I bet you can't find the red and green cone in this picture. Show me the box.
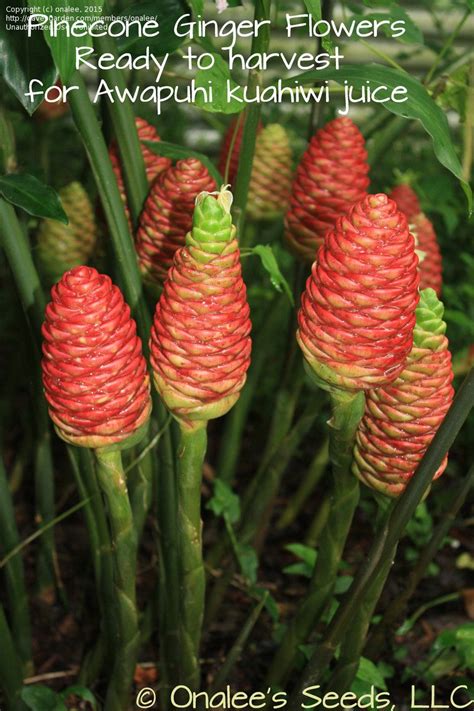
[246,124,293,221]
[150,187,252,430]
[37,182,97,284]
[217,116,263,186]
[411,212,443,296]
[42,266,151,448]
[109,117,171,226]
[285,117,370,261]
[135,158,216,289]
[389,183,421,220]
[353,288,454,497]
[297,193,420,392]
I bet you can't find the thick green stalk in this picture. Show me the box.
[0,605,26,711]
[242,400,319,550]
[210,593,268,693]
[365,463,474,658]
[172,425,208,695]
[64,72,150,338]
[94,448,139,711]
[266,389,365,689]
[0,199,45,347]
[216,295,285,484]
[67,447,117,684]
[288,369,474,710]
[0,457,32,671]
[156,418,181,707]
[0,199,56,597]
[94,34,148,226]
[128,450,154,544]
[277,437,329,531]
[325,548,396,696]
[232,0,271,234]
[304,494,331,548]
[205,402,320,627]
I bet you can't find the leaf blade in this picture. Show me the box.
[278,64,471,211]
[0,174,68,223]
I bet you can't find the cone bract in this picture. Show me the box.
[247,124,293,221]
[136,158,216,288]
[109,117,171,225]
[297,193,420,392]
[389,183,421,220]
[353,288,454,497]
[285,117,370,261]
[42,266,151,448]
[150,189,252,430]
[37,182,97,284]
[412,213,442,296]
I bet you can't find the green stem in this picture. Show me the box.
[326,547,396,698]
[304,494,331,548]
[277,437,329,531]
[174,425,208,694]
[266,389,365,689]
[94,34,148,227]
[94,448,139,711]
[288,368,474,710]
[365,463,474,658]
[128,449,154,544]
[67,447,116,684]
[241,399,319,551]
[424,9,470,85]
[232,0,271,234]
[156,417,181,708]
[205,399,320,627]
[0,605,26,711]
[210,592,268,693]
[0,198,57,597]
[64,72,150,340]
[0,456,32,672]
[0,199,45,348]
[216,294,286,484]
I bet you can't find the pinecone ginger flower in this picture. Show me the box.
[246,124,293,221]
[389,183,421,220]
[109,117,171,225]
[412,213,442,296]
[136,158,216,288]
[150,188,251,430]
[37,182,97,284]
[285,117,370,261]
[353,288,454,497]
[297,193,420,392]
[42,266,151,448]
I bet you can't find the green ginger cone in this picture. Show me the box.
[36,182,97,285]
[247,124,293,221]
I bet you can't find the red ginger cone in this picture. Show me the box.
[109,117,171,225]
[353,288,454,497]
[42,266,151,448]
[247,124,293,220]
[218,116,263,186]
[136,158,216,289]
[411,212,443,296]
[389,183,421,220]
[297,193,420,392]
[285,117,370,261]
[150,188,252,430]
